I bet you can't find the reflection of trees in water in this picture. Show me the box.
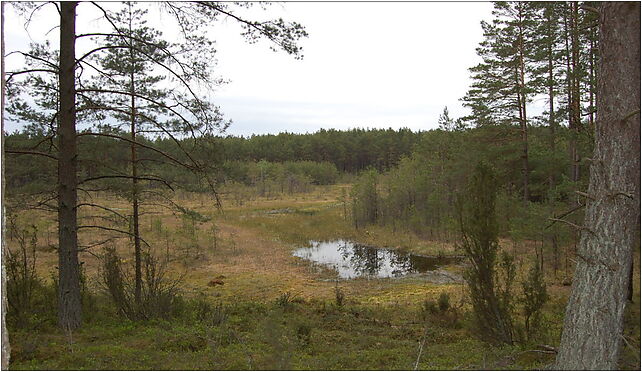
[337,242,417,277]
[305,240,461,278]
[337,242,378,276]
[388,251,415,276]
[353,243,381,276]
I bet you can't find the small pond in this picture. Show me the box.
[293,239,463,279]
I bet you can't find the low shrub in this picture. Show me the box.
[6,219,57,329]
[99,246,182,321]
[334,282,345,307]
[438,292,451,312]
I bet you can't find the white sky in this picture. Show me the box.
[4,1,495,136]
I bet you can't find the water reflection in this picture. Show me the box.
[293,240,460,279]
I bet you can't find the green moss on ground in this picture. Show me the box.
[8,297,560,370]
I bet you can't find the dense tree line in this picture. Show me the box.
[352,124,582,243]
[461,1,599,202]
[351,0,602,271]
[351,3,639,366]
[205,128,421,173]
[5,126,418,197]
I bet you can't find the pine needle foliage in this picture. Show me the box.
[458,162,514,345]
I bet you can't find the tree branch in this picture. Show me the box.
[77,225,151,247]
[77,88,193,127]
[6,68,57,83]
[76,131,195,171]
[76,202,130,222]
[79,174,174,191]
[545,203,585,229]
[5,149,57,160]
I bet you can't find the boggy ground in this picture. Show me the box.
[6,185,641,370]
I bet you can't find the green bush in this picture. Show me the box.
[458,162,515,345]
[296,323,312,346]
[351,169,379,228]
[421,299,439,317]
[99,246,182,321]
[438,292,451,312]
[520,260,548,340]
[275,291,300,309]
[5,220,57,329]
[334,282,345,307]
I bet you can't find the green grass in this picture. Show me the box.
[226,202,459,257]
[6,187,640,370]
[8,295,559,370]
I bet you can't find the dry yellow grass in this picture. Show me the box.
[11,184,634,308]
[6,185,477,307]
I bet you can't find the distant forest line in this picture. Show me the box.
[6,123,590,201]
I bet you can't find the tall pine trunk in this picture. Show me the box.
[555,2,640,369]
[127,5,142,306]
[517,21,529,204]
[545,4,559,278]
[563,3,580,184]
[545,4,556,197]
[1,1,11,367]
[131,70,141,307]
[570,1,581,183]
[58,1,82,331]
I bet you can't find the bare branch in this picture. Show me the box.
[76,44,131,65]
[79,237,118,252]
[79,174,175,191]
[546,218,594,235]
[5,149,57,160]
[580,5,600,14]
[545,203,585,229]
[76,203,130,222]
[574,191,594,200]
[77,225,151,247]
[13,51,58,69]
[6,68,57,83]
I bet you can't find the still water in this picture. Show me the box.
[293,240,462,279]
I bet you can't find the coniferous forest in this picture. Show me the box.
[2,2,639,370]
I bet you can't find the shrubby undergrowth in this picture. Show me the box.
[458,162,548,345]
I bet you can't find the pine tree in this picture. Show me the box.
[556,3,640,368]
[82,3,225,308]
[462,2,538,203]
[6,1,308,330]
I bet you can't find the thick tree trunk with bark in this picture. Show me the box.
[555,2,640,369]
[57,1,82,331]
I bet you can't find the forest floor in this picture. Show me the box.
[6,185,641,370]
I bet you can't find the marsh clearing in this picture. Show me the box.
[6,185,640,370]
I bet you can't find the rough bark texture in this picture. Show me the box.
[1,1,11,367]
[58,1,82,331]
[555,2,640,369]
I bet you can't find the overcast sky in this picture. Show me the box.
[4,2,495,136]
